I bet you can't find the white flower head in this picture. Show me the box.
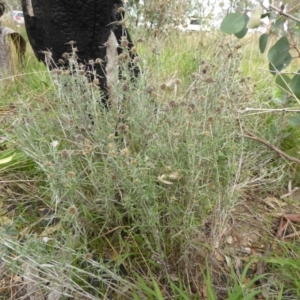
[42,237,52,243]
[51,140,59,148]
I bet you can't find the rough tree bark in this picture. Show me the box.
[21,0,138,107]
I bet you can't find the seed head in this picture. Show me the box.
[67,171,76,178]
[130,46,137,54]
[68,205,78,215]
[75,134,84,143]
[146,86,154,94]
[95,58,103,65]
[81,92,88,100]
[45,161,52,167]
[117,123,128,132]
[118,53,128,61]
[118,19,126,26]
[121,36,129,48]
[117,7,125,14]
[163,105,171,112]
[66,40,76,45]
[160,84,167,91]
[84,253,93,260]
[122,83,129,91]
[187,103,196,112]
[120,148,130,155]
[62,52,70,60]
[169,101,177,108]
[204,77,214,83]
[61,149,71,158]
[202,66,208,74]
[93,78,99,85]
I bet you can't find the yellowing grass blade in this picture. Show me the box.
[0,154,15,165]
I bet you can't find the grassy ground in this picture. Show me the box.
[1,25,300,299]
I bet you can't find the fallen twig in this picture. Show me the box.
[276,214,300,239]
[283,231,300,239]
[242,127,300,165]
[238,108,300,114]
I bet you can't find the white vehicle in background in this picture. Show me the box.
[177,17,211,32]
[1,10,24,26]
[12,11,24,26]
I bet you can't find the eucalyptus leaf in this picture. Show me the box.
[275,74,291,92]
[261,12,270,19]
[290,70,300,99]
[287,115,300,126]
[268,37,291,74]
[268,36,290,66]
[273,16,287,29]
[220,13,246,34]
[234,14,249,38]
[259,33,268,54]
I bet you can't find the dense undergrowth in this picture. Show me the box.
[1,28,300,299]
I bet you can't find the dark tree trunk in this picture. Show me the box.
[21,0,138,107]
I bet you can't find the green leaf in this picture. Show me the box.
[259,33,268,53]
[220,13,247,34]
[272,88,288,105]
[268,11,278,22]
[268,36,290,69]
[268,36,292,75]
[275,74,291,92]
[287,115,300,126]
[273,95,287,105]
[234,15,249,38]
[290,70,300,99]
[261,12,270,19]
[132,294,140,300]
[268,53,292,75]
[151,277,164,300]
[168,280,191,300]
[273,15,287,29]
